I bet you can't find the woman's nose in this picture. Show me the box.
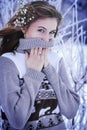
[42,34,51,42]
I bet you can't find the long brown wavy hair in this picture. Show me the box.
[0,1,62,55]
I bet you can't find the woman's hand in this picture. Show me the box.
[43,48,49,68]
[25,48,48,71]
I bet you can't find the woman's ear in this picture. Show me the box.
[21,28,26,34]
[21,28,27,38]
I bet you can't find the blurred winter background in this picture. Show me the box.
[0,0,87,129]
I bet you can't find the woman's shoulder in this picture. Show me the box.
[0,52,26,77]
[0,54,19,74]
[0,55,14,65]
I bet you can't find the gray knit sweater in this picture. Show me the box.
[0,38,80,130]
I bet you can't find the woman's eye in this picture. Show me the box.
[37,29,45,33]
[50,31,56,36]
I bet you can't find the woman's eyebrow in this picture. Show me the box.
[38,26,47,30]
[38,26,56,32]
[50,29,56,32]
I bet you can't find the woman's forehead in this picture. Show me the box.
[29,18,57,30]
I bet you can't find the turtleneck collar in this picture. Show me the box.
[17,38,54,53]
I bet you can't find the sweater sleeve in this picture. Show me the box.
[42,58,80,119]
[0,56,45,129]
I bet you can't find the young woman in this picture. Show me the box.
[0,1,80,130]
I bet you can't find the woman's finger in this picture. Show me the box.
[38,48,42,55]
[30,48,35,55]
[25,52,29,60]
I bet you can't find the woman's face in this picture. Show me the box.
[24,18,57,42]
